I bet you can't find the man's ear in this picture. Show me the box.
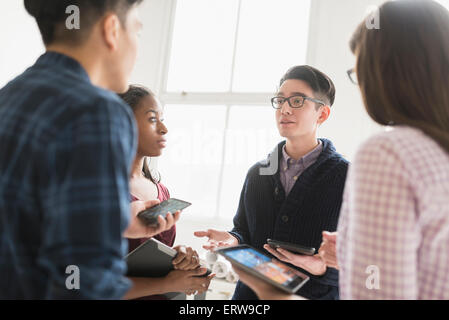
[102,13,121,51]
[317,105,331,125]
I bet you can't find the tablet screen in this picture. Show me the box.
[223,247,306,288]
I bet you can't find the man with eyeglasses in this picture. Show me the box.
[195,65,348,300]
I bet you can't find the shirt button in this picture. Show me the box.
[282,215,289,223]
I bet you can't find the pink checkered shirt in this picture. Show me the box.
[337,126,449,299]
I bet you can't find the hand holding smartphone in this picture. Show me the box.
[137,198,192,226]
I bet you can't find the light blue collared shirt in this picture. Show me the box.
[280,141,323,196]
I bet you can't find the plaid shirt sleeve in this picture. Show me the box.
[37,98,136,299]
[337,132,420,299]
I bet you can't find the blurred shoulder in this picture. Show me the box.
[356,126,438,157]
[353,126,449,180]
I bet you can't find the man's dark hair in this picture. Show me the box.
[24,0,143,46]
[280,65,336,107]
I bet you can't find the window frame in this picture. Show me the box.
[155,0,316,218]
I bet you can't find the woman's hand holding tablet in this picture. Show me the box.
[231,264,306,300]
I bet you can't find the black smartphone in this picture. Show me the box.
[137,198,192,226]
[267,239,316,256]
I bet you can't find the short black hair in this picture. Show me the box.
[280,65,336,107]
[24,0,143,46]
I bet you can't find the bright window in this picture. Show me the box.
[232,0,311,92]
[158,105,227,217]
[436,0,449,9]
[158,0,311,218]
[217,106,280,218]
[166,0,239,92]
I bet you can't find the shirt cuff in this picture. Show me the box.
[228,231,243,244]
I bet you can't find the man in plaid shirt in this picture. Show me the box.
[0,0,179,299]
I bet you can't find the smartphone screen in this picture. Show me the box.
[137,198,192,226]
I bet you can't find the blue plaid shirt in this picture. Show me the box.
[0,52,136,299]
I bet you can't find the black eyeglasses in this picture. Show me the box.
[271,95,325,109]
[347,68,358,85]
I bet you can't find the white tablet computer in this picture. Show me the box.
[215,244,309,294]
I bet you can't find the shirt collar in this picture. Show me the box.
[282,140,323,169]
[35,51,91,83]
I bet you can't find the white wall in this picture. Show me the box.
[0,1,44,88]
[129,0,175,91]
[307,0,385,160]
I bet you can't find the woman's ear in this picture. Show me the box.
[102,13,121,51]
